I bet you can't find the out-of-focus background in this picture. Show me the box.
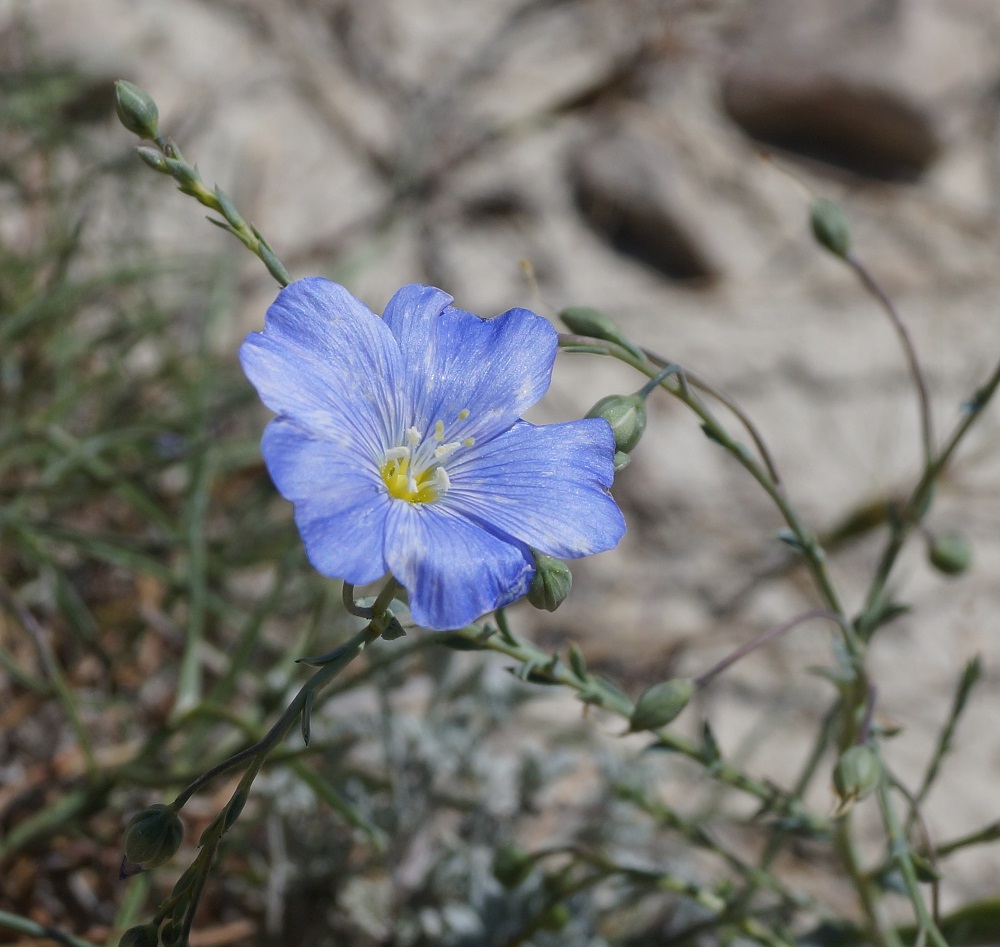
[3,1,1000,944]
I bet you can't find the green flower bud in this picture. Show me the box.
[629,678,694,732]
[124,804,183,869]
[560,306,647,361]
[613,450,631,472]
[492,844,534,888]
[928,533,971,576]
[135,146,170,173]
[833,744,881,806]
[587,393,646,454]
[560,306,620,341]
[118,925,159,947]
[527,552,572,612]
[810,198,851,258]
[114,80,160,140]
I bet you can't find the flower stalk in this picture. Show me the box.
[113,80,291,287]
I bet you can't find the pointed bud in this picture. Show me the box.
[587,394,646,454]
[118,925,159,947]
[928,533,971,576]
[833,744,881,807]
[527,551,572,612]
[629,678,694,732]
[560,305,613,336]
[124,804,183,869]
[810,198,851,258]
[114,80,160,141]
[492,844,534,888]
[135,146,169,173]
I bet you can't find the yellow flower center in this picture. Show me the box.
[379,410,475,505]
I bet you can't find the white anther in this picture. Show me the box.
[384,446,409,463]
[431,466,451,492]
[433,440,462,460]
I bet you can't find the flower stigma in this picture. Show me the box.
[380,409,475,504]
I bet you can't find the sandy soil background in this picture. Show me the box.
[9,0,1000,928]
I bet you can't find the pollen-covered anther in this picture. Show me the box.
[434,440,462,460]
[431,466,450,491]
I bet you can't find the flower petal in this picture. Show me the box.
[240,278,406,457]
[443,418,625,559]
[384,502,535,629]
[381,284,558,444]
[262,418,391,585]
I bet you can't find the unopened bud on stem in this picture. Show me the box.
[123,804,183,869]
[629,679,694,732]
[810,198,851,258]
[833,744,881,807]
[927,533,971,576]
[587,393,646,454]
[114,80,160,141]
[527,551,572,612]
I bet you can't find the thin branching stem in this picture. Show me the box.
[846,254,934,470]
[694,608,845,688]
[558,334,851,634]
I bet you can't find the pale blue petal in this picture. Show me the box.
[443,419,625,559]
[381,284,558,445]
[240,278,406,456]
[384,503,535,629]
[262,419,391,585]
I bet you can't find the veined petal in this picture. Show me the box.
[262,419,390,585]
[443,419,625,559]
[384,503,535,629]
[382,284,558,444]
[240,278,406,454]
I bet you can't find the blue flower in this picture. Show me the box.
[240,278,626,630]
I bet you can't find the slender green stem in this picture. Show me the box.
[458,615,829,834]
[878,780,949,947]
[0,910,99,947]
[846,254,934,470]
[171,621,381,811]
[834,812,904,947]
[558,335,851,634]
[694,608,844,688]
[116,84,292,286]
[863,354,1000,617]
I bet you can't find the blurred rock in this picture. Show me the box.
[722,67,940,181]
[718,0,995,180]
[569,121,719,284]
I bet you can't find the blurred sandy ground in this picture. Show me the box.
[13,0,1000,911]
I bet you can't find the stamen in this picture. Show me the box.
[381,411,473,504]
[431,466,451,491]
[434,440,462,460]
